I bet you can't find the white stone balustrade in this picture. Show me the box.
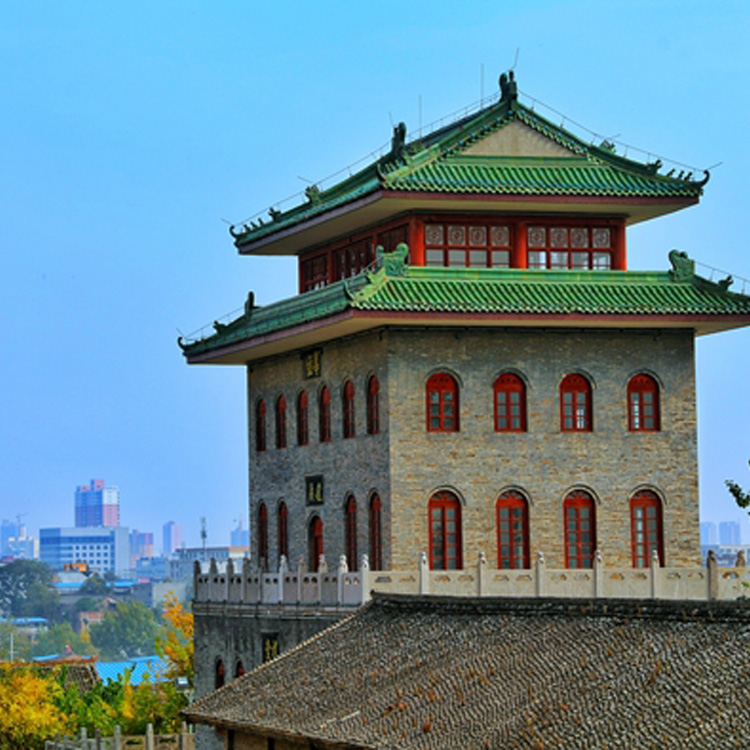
[193,549,750,606]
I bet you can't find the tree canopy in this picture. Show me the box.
[726,459,750,510]
[0,560,54,617]
[88,602,159,660]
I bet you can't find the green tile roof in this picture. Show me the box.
[232,90,707,248]
[180,252,750,360]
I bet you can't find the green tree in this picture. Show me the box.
[29,623,96,659]
[0,560,54,617]
[89,602,159,659]
[0,621,31,662]
[80,574,108,596]
[17,581,61,621]
[726,459,750,509]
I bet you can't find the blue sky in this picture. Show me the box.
[2,1,750,549]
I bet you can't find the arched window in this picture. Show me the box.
[496,491,530,569]
[428,491,462,570]
[278,501,289,563]
[564,490,596,568]
[297,391,309,446]
[309,515,323,572]
[367,375,380,435]
[275,395,287,449]
[319,386,331,443]
[560,374,592,432]
[426,373,459,432]
[342,380,355,438]
[215,658,225,689]
[628,374,660,431]
[369,493,383,571]
[630,490,663,567]
[234,660,244,678]
[344,495,358,571]
[494,373,526,432]
[257,502,268,570]
[255,399,266,453]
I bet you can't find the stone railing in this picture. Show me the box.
[194,550,749,606]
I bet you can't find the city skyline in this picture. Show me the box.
[3,3,750,549]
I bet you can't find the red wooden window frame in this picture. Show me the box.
[630,490,663,568]
[255,399,266,453]
[297,391,309,446]
[275,395,287,449]
[319,386,331,443]
[309,516,323,572]
[426,373,459,432]
[258,502,268,570]
[494,373,526,432]
[369,493,383,571]
[428,491,462,570]
[560,374,592,432]
[367,375,380,435]
[424,221,513,268]
[215,658,225,689]
[278,501,289,563]
[342,380,355,439]
[234,661,244,678]
[564,490,596,569]
[345,495,358,571]
[526,225,613,270]
[496,491,530,569]
[628,374,660,432]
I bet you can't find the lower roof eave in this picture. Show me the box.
[185,309,750,366]
[182,713,373,749]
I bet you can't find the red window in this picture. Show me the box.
[560,374,592,432]
[255,400,266,453]
[428,491,462,570]
[369,493,383,571]
[297,391,309,446]
[630,490,663,568]
[424,222,512,268]
[215,659,225,689]
[258,502,268,570]
[526,225,613,270]
[367,375,380,435]
[426,373,459,432]
[319,386,331,443]
[628,374,660,431]
[234,661,244,678]
[309,516,323,571]
[494,373,526,432]
[496,491,530,569]
[278,501,289,563]
[342,380,355,439]
[275,395,287,449]
[345,495,358,571]
[564,490,596,569]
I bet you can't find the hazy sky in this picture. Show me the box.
[3,1,750,549]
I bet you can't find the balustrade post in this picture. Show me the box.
[317,555,327,603]
[146,723,155,750]
[535,551,546,597]
[113,726,122,750]
[297,555,305,603]
[707,549,718,600]
[279,554,288,603]
[594,548,604,598]
[419,552,429,595]
[477,551,487,596]
[650,549,662,599]
[360,554,371,604]
[241,557,252,603]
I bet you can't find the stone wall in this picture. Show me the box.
[246,325,699,575]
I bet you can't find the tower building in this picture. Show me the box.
[180,72,750,712]
[74,479,119,528]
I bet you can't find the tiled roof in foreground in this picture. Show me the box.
[185,594,750,749]
[180,251,750,361]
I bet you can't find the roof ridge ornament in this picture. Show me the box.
[499,70,518,103]
[376,243,409,277]
[668,250,695,283]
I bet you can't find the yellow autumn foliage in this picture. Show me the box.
[156,593,194,683]
[0,665,71,750]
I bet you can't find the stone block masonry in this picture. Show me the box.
[247,325,699,574]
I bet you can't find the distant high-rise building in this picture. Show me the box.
[231,519,250,548]
[700,522,717,545]
[75,479,120,527]
[40,526,128,575]
[162,521,182,557]
[719,521,741,545]
[1,519,21,557]
[129,530,155,568]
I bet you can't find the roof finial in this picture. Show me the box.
[499,70,518,102]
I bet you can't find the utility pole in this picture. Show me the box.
[200,517,207,561]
